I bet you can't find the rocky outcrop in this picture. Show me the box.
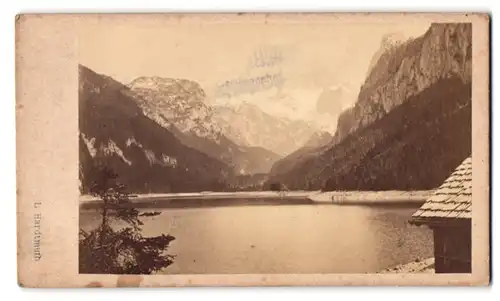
[365,32,406,77]
[269,23,472,191]
[127,77,222,142]
[333,23,472,145]
[126,78,280,175]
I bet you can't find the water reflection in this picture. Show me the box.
[80,202,433,274]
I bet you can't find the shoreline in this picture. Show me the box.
[79,190,433,208]
[309,190,433,204]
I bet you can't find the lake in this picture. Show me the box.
[79,200,433,274]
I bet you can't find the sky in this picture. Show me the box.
[80,16,431,132]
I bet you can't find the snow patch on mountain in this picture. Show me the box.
[126,137,143,148]
[81,133,97,157]
[100,140,132,166]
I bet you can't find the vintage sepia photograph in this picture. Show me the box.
[76,18,475,276]
[14,12,491,288]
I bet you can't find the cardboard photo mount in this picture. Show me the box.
[16,13,490,288]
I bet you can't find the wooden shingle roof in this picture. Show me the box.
[411,156,472,224]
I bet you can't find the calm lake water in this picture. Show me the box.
[80,200,433,274]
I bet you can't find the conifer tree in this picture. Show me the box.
[79,165,175,274]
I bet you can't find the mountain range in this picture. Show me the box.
[80,23,472,193]
[125,77,280,175]
[269,23,472,191]
[79,67,324,193]
[211,102,319,156]
[78,65,232,193]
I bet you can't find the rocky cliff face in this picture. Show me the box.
[126,78,280,174]
[365,32,406,77]
[333,23,472,145]
[269,23,472,191]
[127,77,222,142]
[212,103,318,156]
[79,65,232,193]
